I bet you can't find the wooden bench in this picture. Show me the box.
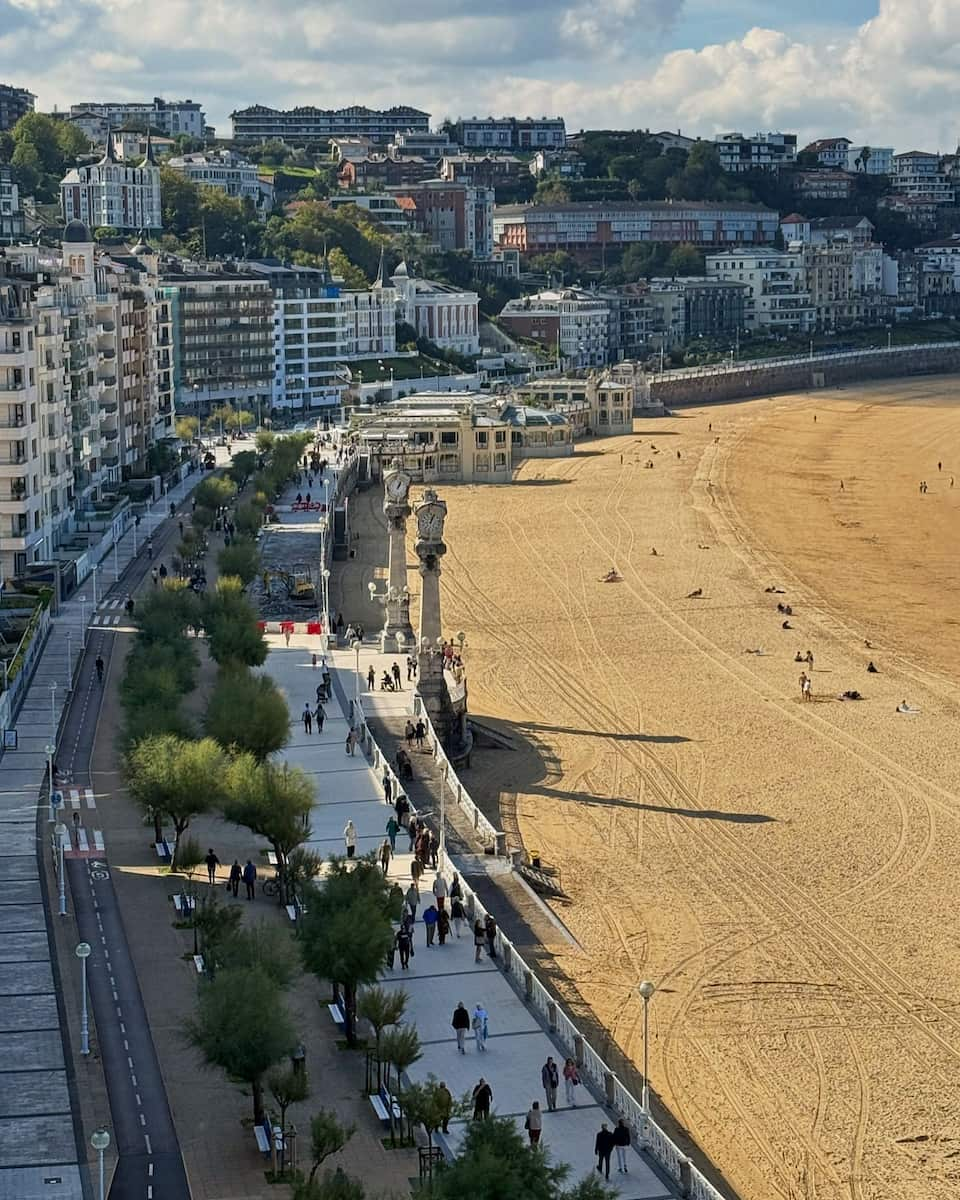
[155,841,172,862]
[193,955,204,974]
[369,1088,401,1127]
[328,1002,345,1028]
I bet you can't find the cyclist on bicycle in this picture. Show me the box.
[95,655,104,683]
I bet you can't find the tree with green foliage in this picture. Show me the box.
[357,985,407,1088]
[160,166,202,235]
[299,860,395,1046]
[206,665,289,760]
[193,474,237,512]
[9,113,88,201]
[192,894,243,976]
[535,179,572,204]
[328,247,368,289]
[255,429,275,453]
[228,450,258,487]
[187,966,298,1124]
[300,1110,355,1190]
[202,578,268,667]
[402,1074,459,1166]
[665,243,705,277]
[124,735,226,867]
[217,538,259,585]
[219,920,301,988]
[379,1024,422,1146]
[175,415,199,442]
[268,1065,310,1175]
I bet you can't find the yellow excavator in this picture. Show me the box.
[262,563,317,605]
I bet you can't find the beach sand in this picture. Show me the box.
[423,377,960,1200]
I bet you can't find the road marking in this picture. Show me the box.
[119,1022,125,1034]
[93,831,104,851]
[128,1056,134,1069]
[144,1136,151,1155]
[139,1113,146,1127]
[68,789,80,808]
[131,1073,137,1087]
[84,787,96,809]
[135,1093,142,1106]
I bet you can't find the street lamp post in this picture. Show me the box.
[638,979,656,1115]
[76,942,91,1055]
[351,638,361,710]
[90,1128,110,1200]
[91,563,98,607]
[321,568,331,641]
[49,682,57,743]
[112,536,120,582]
[78,595,87,646]
[65,631,72,689]
[54,822,67,916]
[439,764,446,871]
[46,742,56,822]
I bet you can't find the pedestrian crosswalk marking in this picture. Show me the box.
[93,830,104,852]
[66,788,96,809]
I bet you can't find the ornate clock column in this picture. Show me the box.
[380,458,415,653]
[413,488,451,739]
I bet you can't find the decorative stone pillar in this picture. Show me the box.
[413,487,451,738]
[380,459,415,652]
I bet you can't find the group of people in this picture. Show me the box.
[403,719,427,751]
[201,847,259,900]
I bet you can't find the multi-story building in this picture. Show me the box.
[230,104,430,144]
[0,83,35,131]
[893,250,957,314]
[530,150,586,179]
[877,193,939,230]
[337,155,433,190]
[387,263,480,356]
[646,285,686,348]
[715,131,797,173]
[438,155,523,190]
[245,259,396,415]
[649,278,748,339]
[329,138,373,163]
[800,242,873,330]
[388,131,457,160]
[912,234,960,289]
[112,129,176,160]
[705,249,815,333]
[803,137,852,169]
[60,136,161,232]
[391,180,494,259]
[892,152,955,204]
[649,131,699,153]
[780,214,875,246]
[455,117,565,151]
[67,97,206,143]
[0,222,171,580]
[493,200,780,260]
[596,287,650,360]
[499,288,610,367]
[846,145,894,175]
[0,166,24,243]
[159,266,274,420]
[165,150,274,215]
[791,171,854,202]
[325,193,409,233]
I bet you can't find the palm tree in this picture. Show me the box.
[357,985,407,1089]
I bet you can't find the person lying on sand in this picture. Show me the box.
[600,568,623,583]
[686,588,703,598]
[896,701,920,714]
[744,647,766,656]
[839,690,863,701]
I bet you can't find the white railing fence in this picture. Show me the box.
[349,695,726,1200]
[652,340,960,383]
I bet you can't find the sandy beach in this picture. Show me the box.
[417,377,960,1200]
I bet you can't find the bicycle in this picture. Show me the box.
[260,875,282,899]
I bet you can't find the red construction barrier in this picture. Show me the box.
[257,621,267,632]
[306,621,322,635]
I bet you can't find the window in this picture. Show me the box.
[439,452,459,473]
[475,431,488,448]
[599,410,609,424]
[440,430,458,445]
[494,451,507,469]
[475,453,490,472]
[495,430,506,445]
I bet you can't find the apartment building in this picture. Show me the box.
[68,97,206,142]
[499,288,609,367]
[455,117,566,151]
[512,375,643,433]
[165,149,274,215]
[388,132,457,160]
[705,249,815,333]
[847,145,894,175]
[530,150,586,179]
[653,278,748,339]
[803,138,852,169]
[245,259,396,415]
[60,136,162,232]
[0,223,171,580]
[646,286,686,348]
[780,214,876,246]
[912,235,960,288]
[892,152,955,204]
[791,171,854,202]
[230,104,430,144]
[715,131,797,173]
[493,201,779,259]
[325,193,409,233]
[388,262,480,356]
[438,155,523,189]
[112,129,176,160]
[1,166,24,243]
[337,156,433,190]
[0,83,35,131]
[159,267,274,419]
[391,180,494,260]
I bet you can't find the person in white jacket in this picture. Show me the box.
[343,819,357,858]
[432,871,448,910]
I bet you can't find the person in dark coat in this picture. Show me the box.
[395,925,412,970]
[613,1118,631,1173]
[451,1001,470,1053]
[242,860,257,900]
[228,860,242,897]
[472,1078,492,1120]
[595,1124,615,1180]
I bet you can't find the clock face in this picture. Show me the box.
[386,473,409,500]
[420,510,443,539]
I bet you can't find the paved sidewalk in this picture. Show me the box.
[262,634,678,1199]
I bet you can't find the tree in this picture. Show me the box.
[379,1025,422,1146]
[665,243,705,277]
[11,113,89,201]
[304,1110,355,1187]
[10,140,41,197]
[228,450,258,487]
[175,416,199,442]
[193,474,237,511]
[160,167,202,236]
[328,247,368,289]
[202,580,268,667]
[192,893,243,975]
[534,179,571,204]
[299,861,396,1046]
[223,756,313,902]
[204,404,237,437]
[217,539,259,585]
[124,735,226,867]
[357,985,407,1088]
[186,966,297,1124]
[207,667,289,761]
[219,920,301,988]
[401,1074,459,1166]
[292,1170,365,1200]
[256,430,275,453]
[267,1066,309,1174]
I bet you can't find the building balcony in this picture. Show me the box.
[103,428,119,442]
[100,398,118,414]
[0,349,28,368]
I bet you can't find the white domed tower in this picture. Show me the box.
[61,219,95,295]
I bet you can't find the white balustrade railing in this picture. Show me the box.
[348,693,727,1200]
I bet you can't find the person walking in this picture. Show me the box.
[284,627,292,647]
[451,895,467,938]
[437,906,450,945]
[345,727,357,756]
[613,1118,631,1173]
[383,773,393,805]
[525,1101,543,1146]
[428,830,440,870]
[410,856,424,886]
[450,872,463,903]
[798,671,808,700]
[379,838,392,875]
[385,814,399,851]
[595,1124,615,1180]
[452,1002,470,1053]
[228,859,242,898]
[312,653,318,670]
[541,1057,559,1111]
[472,1078,492,1121]
[472,1004,488,1052]
[343,819,357,858]
[423,902,439,946]
[391,661,402,690]
[473,918,486,963]
[432,871,448,911]
[484,914,498,959]
[204,847,221,886]
[242,860,257,900]
[415,719,426,750]
[563,1057,581,1107]
[404,720,416,748]
[314,703,325,733]
[407,654,416,681]
[404,882,419,921]
[367,665,375,691]
[395,794,410,828]
[395,924,412,970]
[437,1081,453,1133]
[302,703,313,734]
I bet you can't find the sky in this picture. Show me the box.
[3,0,960,152]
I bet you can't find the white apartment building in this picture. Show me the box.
[388,264,480,356]
[499,288,610,367]
[456,117,566,150]
[715,131,797,173]
[893,152,955,204]
[847,145,894,175]
[246,260,396,414]
[705,249,815,333]
[325,193,409,233]
[912,235,960,288]
[804,138,852,169]
[165,150,274,215]
[61,137,161,232]
[230,104,430,143]
[1,165,23,243]
[780,214,875,246]
[68,97,206,142]
[388,132,457,160]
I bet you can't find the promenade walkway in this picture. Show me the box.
[263,631,680,1199]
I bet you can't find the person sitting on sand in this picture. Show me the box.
[600,568,623,583]
[794,651,804,662]
[867,661,878,674]
[650,547,658,556]
[686,588,703,598]
[782,620,792,629]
